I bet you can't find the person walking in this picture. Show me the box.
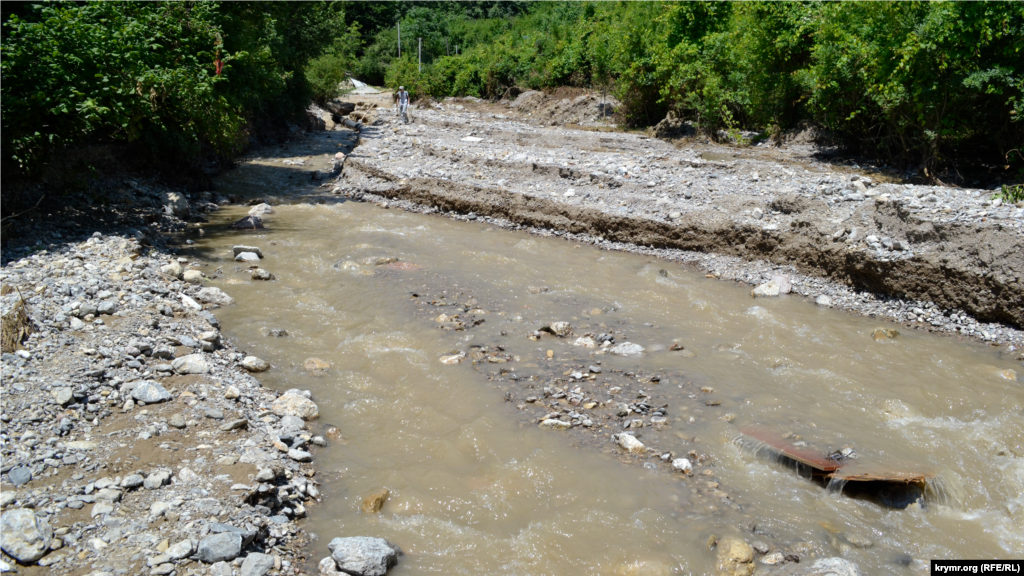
[397,86,410,124]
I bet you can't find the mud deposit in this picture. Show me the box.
[183,188,1023,575]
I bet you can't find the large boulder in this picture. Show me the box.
[328,537,402,576]
[0,508,52,563]
[163,192,191,219]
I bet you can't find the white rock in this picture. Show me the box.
[770,274,792,294]
[197,287,234,306]
[751,281,780,298]
[248,204,274,217]
[271,393,319,420]
[241,356,270,372]
[0,508,52,563]
[181,294,202,311]
[671,458,692,473]
[571,336,597,348]
[171,354,210,375]
[617,434,645,453]
[609,342,645,356]
[815,295,833,307]
[235,252,260,263]
[539,419,572,430]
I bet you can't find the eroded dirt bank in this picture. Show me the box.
[335,92,1023,339]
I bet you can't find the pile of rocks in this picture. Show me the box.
[0,232,327,574]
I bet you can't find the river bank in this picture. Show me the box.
[0,230,325,574]
[328,92,1023,351]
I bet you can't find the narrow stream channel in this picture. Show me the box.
[180,137,1023,575]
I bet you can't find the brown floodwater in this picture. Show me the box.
[183,136,1023,575]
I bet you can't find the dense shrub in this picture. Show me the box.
[1,1,344,177]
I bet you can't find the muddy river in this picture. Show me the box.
[181,137,1023,575]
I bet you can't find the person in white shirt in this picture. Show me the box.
[397,86,409,124]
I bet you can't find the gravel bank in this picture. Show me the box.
[1,232,326,574]
[326,98,1023,351]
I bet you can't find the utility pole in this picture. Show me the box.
[446,38,450,57]
[418,38,422,73]
[397,23,401,58]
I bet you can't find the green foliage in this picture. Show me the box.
[807,2,1024,168]
[306,24,362,102]
[995,183,1024,204]
[2,1,345,176]
[347,1,1023,169]
[2,2,238,171]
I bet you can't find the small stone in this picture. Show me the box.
[211,561,234,576]
[160,262,183,279]
[287,449,312,462]
[144,471,172,490]
[609,342,645,356]
[716,537,754,576]
[131,381,173,403]
[617,434,645,453]
[546,321,572,336]
[151,563,175,575]
[197,532,243,564]
[242,356,270,372]
[8,467,32,487]
[251,268,274,280]
[279,415,306,430]
[241,552,276,576]
[235,252,260,263]
[671,458,692,473]
[248,203,274,217]
[362,488,390,514]
[171,354,210,374]
[166,539,195,560]
[219,419,248,432]
[121,474,144,489]
[90,502,113,518]
[761,552,784,565]
[0,508,53,563]
[770,274,792,294]
[254,469,277,483]
[168,413,187,429]
[539,419,572,430]
[52,387,74,407]
[183,270,204,284]
[272,393,319,420]
[328,537,402,576]
[233,245,265,258]
[197,287,235,306]
[224,385,240,399]
[871,328,900,341]
[69,316,86,330]
[304,357,331,372]
[815,295,833,307]
[751,281,780,298]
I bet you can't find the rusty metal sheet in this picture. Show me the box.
[739,426,842,472]
[739,426,931,484]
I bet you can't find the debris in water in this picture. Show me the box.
[736,426,936,508]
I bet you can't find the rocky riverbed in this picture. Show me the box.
[0,232,333,575]
[330,92,1023,349]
